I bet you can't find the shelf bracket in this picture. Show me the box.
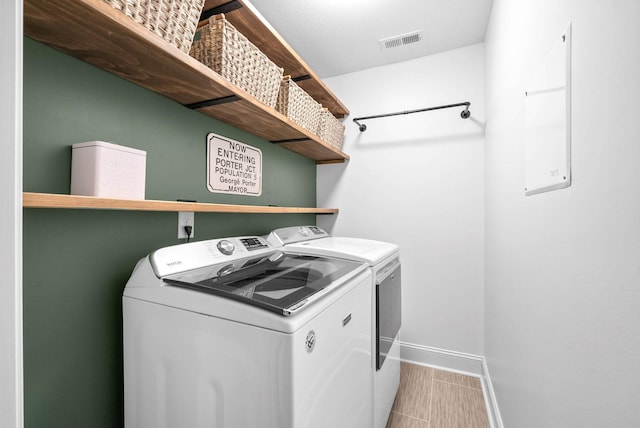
[292,75,312,82]
[184,95,241,110]
[201,0,243,21]
[270,138,311,144]
[353,102,471,132]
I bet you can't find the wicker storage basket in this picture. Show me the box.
[277,76,322,134]
[103,0,205,53]
[317,108,345,150]
[190,14,284,108]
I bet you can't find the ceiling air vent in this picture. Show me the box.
[379,30,424,51]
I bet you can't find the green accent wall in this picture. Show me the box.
[23,37,319,427]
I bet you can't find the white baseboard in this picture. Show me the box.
[481,358,504,428]
[399,340,484,375]
[399,341,502,428]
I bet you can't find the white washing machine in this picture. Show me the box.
[123,235,373,428]
[267,226,401,428]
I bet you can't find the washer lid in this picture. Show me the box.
[163,251,364,316]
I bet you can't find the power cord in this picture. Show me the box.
[184,225,193,243]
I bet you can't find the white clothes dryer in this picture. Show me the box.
[267,226,401,428]
[123,235,373,428]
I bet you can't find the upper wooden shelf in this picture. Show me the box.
[23,193,338,214]
[202,0,349,118]
[23,0,349,164]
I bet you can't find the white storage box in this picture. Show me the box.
[71,141,146,199]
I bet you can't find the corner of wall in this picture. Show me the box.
[481,358,504,428]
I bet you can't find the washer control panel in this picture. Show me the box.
[150,236,273,277]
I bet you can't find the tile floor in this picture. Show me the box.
[386,362,490,428]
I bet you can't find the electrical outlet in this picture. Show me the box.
[177,211,194,239]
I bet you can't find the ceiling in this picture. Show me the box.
[247,0,494,79]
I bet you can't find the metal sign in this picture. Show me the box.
[207,133,262,196]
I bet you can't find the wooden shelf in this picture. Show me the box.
[23,193,339,214]
[23,0,349,164]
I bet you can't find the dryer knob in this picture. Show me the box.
[299,226,310,236]
[217,239,235,255]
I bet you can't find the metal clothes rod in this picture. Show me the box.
[352,102,471,132]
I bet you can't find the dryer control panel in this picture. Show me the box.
[267,225,329,246]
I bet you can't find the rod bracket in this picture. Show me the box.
[353,119,367,132]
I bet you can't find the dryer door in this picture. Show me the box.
[376,259,401,370]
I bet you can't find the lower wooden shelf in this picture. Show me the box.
[23,193,338,215]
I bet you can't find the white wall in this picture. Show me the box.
[0,0,23,426]
[485,1,640,427]
[318,44,485,364]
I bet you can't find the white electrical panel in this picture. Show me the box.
[524,23,572,196]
